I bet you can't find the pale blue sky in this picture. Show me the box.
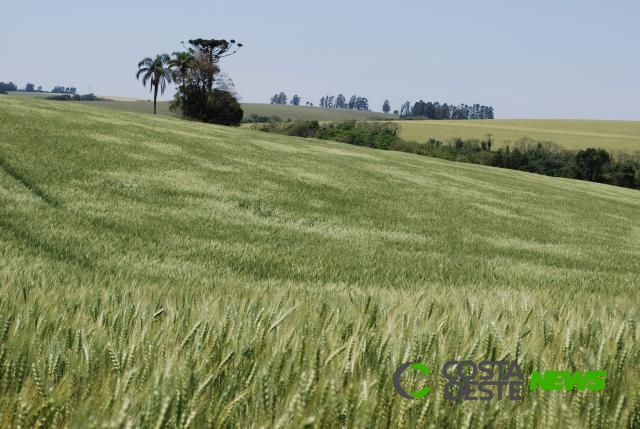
[2,0,639,119]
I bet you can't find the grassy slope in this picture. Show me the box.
[241,103,395,121]
[1,96,639,427]
[67,100,392,121]
[396,119,640,152]
[10,93,640,151]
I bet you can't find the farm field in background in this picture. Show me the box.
[4,92,394,121]
[395,119,640,152]
[241,103,395,121]
[1,97,639,427]
[7,92,640,152]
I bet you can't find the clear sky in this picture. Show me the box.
[2,0,639,119]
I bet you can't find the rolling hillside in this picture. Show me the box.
[1,96,639,427]
[5,92,394,121]
[9,93,640,152]
[396,119,640,152]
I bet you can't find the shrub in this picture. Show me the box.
[172,89,243,126]
[316,121,400,150]
[242,114,283,124]
[205,90,243,126]
[45,94,72,100]
[45,93,104,101]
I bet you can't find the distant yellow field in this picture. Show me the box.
[395,119,640,152]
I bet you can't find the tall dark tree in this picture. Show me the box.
[290,94,301,106]
[382,100,391,114]
[169,38,244,125]
[136,54,173,114]
[169,51,194,118]
[575,148,610,182]
[187,39,242,94]
[348,95,357,110]
[326,95,334,108]
[270,92,288,104]
[400,101,411,117]
[0,82,17,92]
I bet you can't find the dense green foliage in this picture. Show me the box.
[45,93,105,101]
[316,121,399,150]
[1,97,639,427]
[51,85,77,94]
[241,113,283,124]
[392,137,640,189]
[400,100,494,119]
[0,81,18,92]
[166,39,243,125]
[255,120,399,150]
[171,88,243,126]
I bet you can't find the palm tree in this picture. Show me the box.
[136,54,172,114]
[168,51,194,118]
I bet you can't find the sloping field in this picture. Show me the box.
[396,119,640,152]
[0,96,639,427]
[6,93,394,121]
[241,103,394,121]
[75,100,392,121]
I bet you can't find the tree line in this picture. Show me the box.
[51,86,77,94]
[136,38,244,125]
[268,92,371,111]
[0,82,80,94]
[0,82,45,93]
[270,92,302,106]
[400,101,494,119]
[319,94,370,111]
[401,137,638,188]
[265,94,494,119]
[0,82,18,92]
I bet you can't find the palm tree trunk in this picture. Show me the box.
[181,71,186,119]
[153,84,158,114]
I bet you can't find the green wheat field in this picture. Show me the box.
[1,96,639,428]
